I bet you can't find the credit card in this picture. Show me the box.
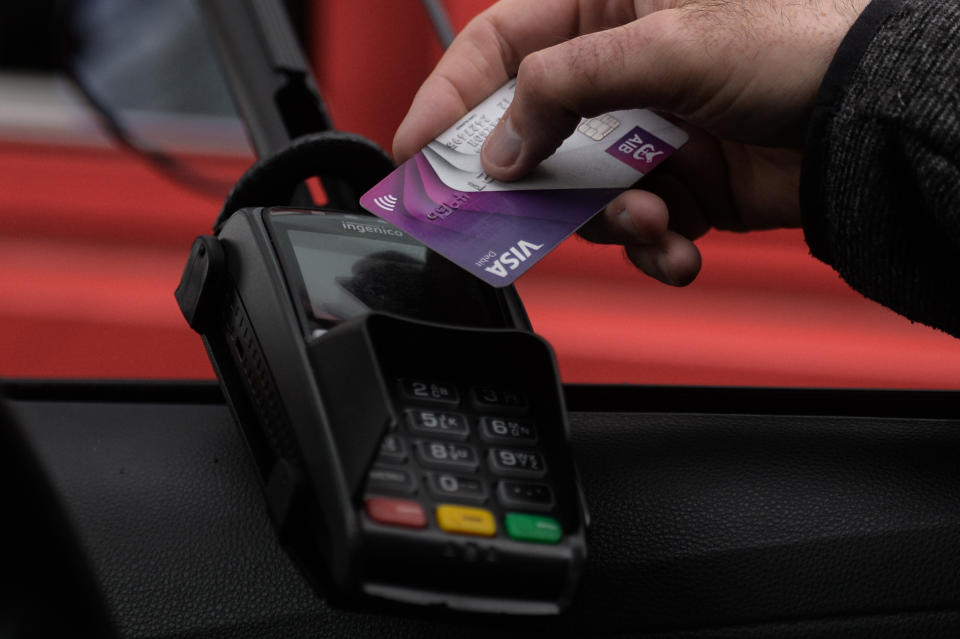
[360,79,688,287]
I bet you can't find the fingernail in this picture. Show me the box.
[484,117,523,169]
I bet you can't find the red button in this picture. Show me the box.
[365,497,427,528]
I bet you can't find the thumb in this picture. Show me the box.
[481,10,704,181]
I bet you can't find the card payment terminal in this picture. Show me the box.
[176,206,588,614]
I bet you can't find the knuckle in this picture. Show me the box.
[516,34,623,115]
[515,49,554,94]
[568,32,626,91]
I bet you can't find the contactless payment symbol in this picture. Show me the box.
[372,193,399,212]
[605,126,675,174]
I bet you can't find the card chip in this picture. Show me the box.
[577,114,620,141]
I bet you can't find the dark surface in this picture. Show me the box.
[0,1,63,71]
[3,381,960,637]
[0,396,114,638]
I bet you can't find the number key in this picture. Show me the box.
[399,378,460,406]
[479,417,536,444]
[406,409,469,439]
[488,448,547,478]
[377,435,407,463]
[472,386,526,410]
[416,441,479,471]
[427,473,487,502]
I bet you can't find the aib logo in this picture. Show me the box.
[373,194,398,212]
[605,126,674,173]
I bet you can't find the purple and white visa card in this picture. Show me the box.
[360,79,688,287]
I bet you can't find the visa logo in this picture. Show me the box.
[482,240,544,278]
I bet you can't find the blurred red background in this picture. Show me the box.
[2,0,960,388]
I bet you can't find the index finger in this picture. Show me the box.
[392,0,585,163]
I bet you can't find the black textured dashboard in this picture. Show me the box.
[2,381,960,638]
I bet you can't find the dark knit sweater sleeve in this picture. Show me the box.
[800,0,960,336]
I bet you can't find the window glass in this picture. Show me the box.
[2,1,960,388]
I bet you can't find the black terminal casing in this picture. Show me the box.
[176,207,588,614]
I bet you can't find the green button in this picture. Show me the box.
[504,513,562,544]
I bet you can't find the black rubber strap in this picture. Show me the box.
[214,131,394,232]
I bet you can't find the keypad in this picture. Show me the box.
[363,378,564,544]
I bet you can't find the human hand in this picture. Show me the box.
[394,0,869,285]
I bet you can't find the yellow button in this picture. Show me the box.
[435,504,496,537]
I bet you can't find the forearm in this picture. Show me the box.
[801,0,960,335]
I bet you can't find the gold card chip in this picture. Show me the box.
[577,114,621,141]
